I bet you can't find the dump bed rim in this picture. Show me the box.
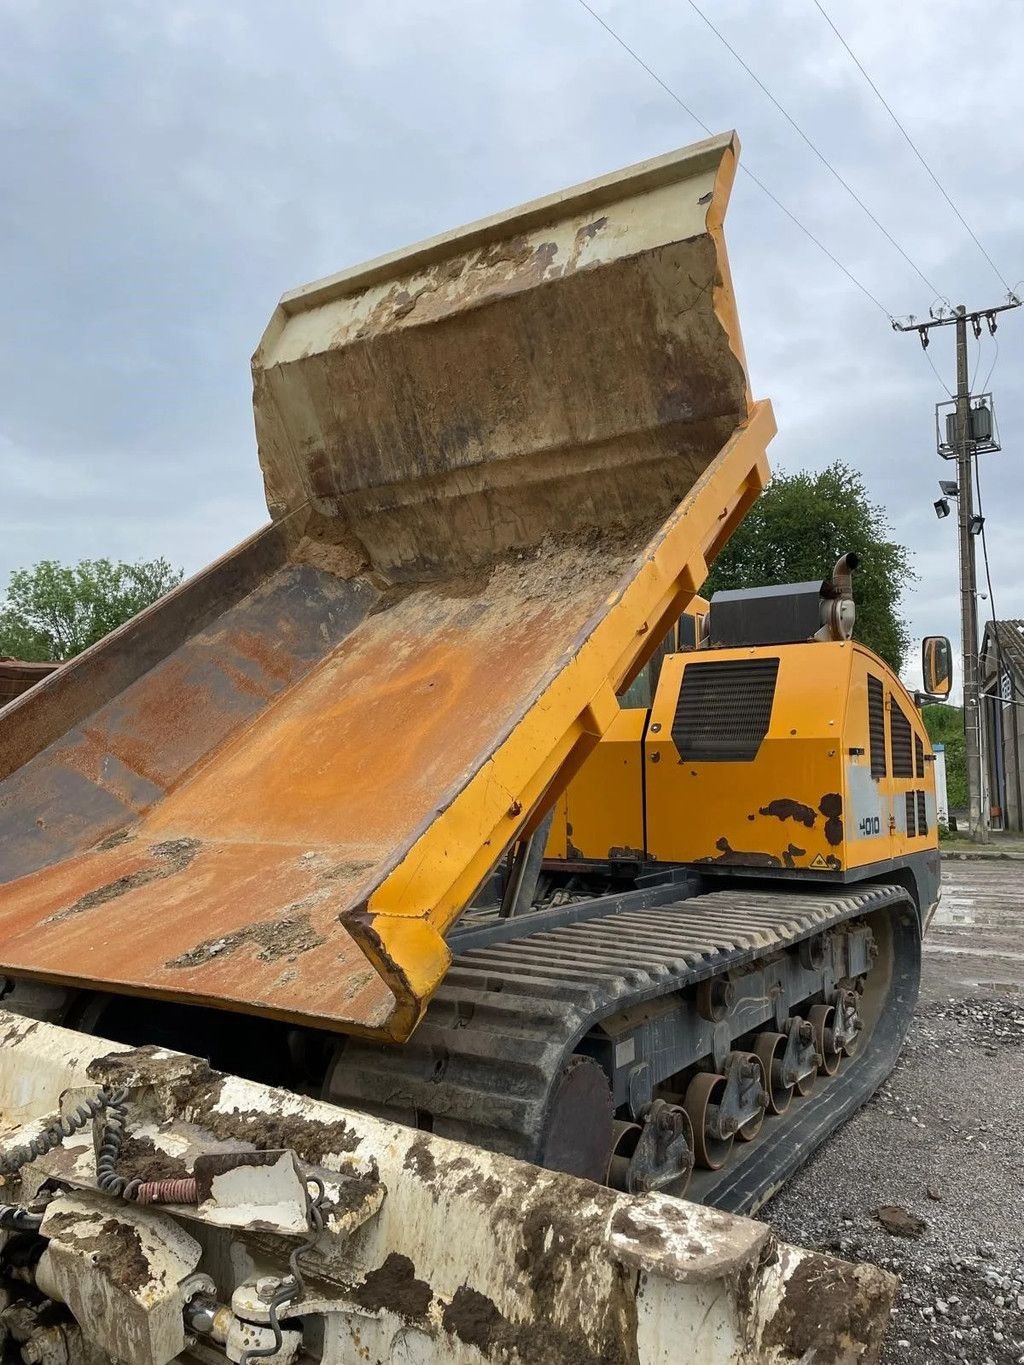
[270,132,737,319]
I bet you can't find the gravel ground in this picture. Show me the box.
[764,861,1024,1365]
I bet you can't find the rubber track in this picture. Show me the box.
[326,883,913,1181]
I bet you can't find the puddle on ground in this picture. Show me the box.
[932,896,976,927]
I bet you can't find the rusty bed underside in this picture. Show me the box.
[0,133,773,1041]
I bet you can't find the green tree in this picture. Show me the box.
[704,462,914,672]
[0,558,183,661]
[922,703,967,812]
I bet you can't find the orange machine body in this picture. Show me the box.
[547,622,939,917]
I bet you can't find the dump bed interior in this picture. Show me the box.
[0,133,773,1042]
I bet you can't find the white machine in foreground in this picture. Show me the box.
[0,1011,893,1365]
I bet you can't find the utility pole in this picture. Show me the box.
[894,296,1020,843]
[952,305,986,843]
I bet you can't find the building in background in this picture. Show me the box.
[0,659,59,709]
[980,621,1024,833]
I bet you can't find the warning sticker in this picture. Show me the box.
[809,854,829,870]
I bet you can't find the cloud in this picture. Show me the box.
[1,0,1022,686]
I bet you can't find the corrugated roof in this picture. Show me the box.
[0,659,59,707]
[982,620,1024,686]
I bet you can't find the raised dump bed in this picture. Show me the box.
[0,133,773,1042]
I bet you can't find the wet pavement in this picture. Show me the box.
[924,860,1024,1001]
[765,856,1024,1364]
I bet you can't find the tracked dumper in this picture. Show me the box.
[0,132,928,1363]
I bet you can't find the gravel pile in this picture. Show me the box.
[764,997,1024,1364]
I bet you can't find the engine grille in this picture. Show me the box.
[890,702,914,777]
[868,675,887,778]
[672,657,779,762]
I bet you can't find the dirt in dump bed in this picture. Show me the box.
[369,524,654,615]
[44,1213,151,1293]
[290,519,372,580]
[165,907,327,969]
[47,838,201,923]
[480,527,650,608]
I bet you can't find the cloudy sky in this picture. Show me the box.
[3,0,1023,689]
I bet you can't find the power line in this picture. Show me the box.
[973,454,1005,725]
[574,0,709,140]
[811,0,1014,295]
[922,346,953,399]
[974,456,998,624]
[980,335,1000,394]
[572,0,893,319]
[683,0,948,303]
[969,332,982,393]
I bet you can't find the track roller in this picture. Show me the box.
[753,1031,793,1115]
[809,1003,842,1076]
[608,1100,694,1195]
[831,986,864,1057]
[684,1073,733,1170]
[728,1051,767,1142]
[785,1016,819,1096]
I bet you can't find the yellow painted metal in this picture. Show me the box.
[547,708,647,863]
[642,641,937,872]
[554,633,937,879]
[357,411,773,1035]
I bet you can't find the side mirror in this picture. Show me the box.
[922,636,953,698]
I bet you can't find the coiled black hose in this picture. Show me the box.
[92,1088,142,1200]
[0,1086,119,1179]
[0,1084,142,1199]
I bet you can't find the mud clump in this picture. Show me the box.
[45,1213,151,1293]
[760,1257,894,1361]
[875,1205,927,1239]
[403,1134,437,1185]
[84,1046,225,1115]
[441,1280,640,1365]
[353,1253,432,1319]
[195,1105,361,1162]
[115,1135,190,1184]
[442,1285,504,1351]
